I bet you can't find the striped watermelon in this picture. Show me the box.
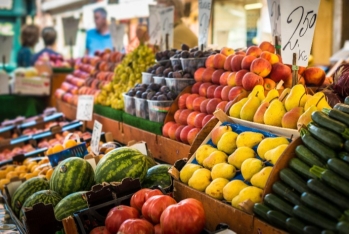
[11,177,49,217]
[19,190,62,220]
[95,147,149,184]
[50,157,95,197]
[54,191,88,221]
[142,164,172,189]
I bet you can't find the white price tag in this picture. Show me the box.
[77,95,94,121]
[159,6,174,50]
[280,0,320,67]
[91,120,102,156]
[267,0,281,45]
[148,5,162,46]
[62,16,79,46]
[109,18,125,51]
[198,0,212,50]
[0,35,13,62]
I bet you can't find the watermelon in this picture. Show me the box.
[142,164,172,189]
[19,190,62,219]
[54,191,88,221]
[49,157,95,197]
[11,177,49,217]
[95,147,150,184]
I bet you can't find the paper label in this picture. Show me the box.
[267,0,281,45]
[91,120,102,155]
[128,142,148,155]
[62,16,80,46]
[76,95,94,121]
[86,158,97,171]
[280,0,320,66]
[148,5,162,46]
[0,73,9,95]
[13,76,50,95]
[159,6,174,50]
[198,0,212,50]
[109,18,125,51]
[0,35,13,63]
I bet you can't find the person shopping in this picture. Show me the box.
[16,25,39,67]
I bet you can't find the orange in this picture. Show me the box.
[52,144,64,154]
[31,165,39,172]
[46,147,53,156]
[0,178,10,190]
[5,165,15,172]
[38,157,49,165]
[46,168,54,180]
[6,171,18,180]
[19,173,26,179]
[27,161,38,171]
[24,173,35,180]
[0,170,6,179]
[15,165,27,173]
[64,139,78,149]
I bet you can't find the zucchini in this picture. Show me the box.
[279,168,310,194]
[272,181,301,206]
[289,158,316,179]
[286,217,305,234]
[323,108,349,129]
[337,221,349,234]
[253,203,271,221]
[264,193,293,216]
[300,128,337,161]
[266,210,289,230]
[293,205,337,231]
[312,110,349,139]
[345,140,349,152]
[327,158,349,180]
[310,166,349,196]
[303,226,322,234]
[345,97,349,105]
[301,192,343,220]
[339,151,349,163]
[295,145,326,167]
[307,179,349,210]
[321,231,336,234]
[334,103,349,114]
[307,122,344,150]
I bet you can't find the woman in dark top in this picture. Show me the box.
[16,25,39,67]
[31,27,60,65]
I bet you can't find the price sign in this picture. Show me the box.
[91,120,102,155]
[159,6,174,50]
[109,18,125,51]
[76,95,94,121]
[148,5,162,46]
[267,0,281,45]
[62,16,80,46]
[280,0,320,66]
[0,35,13,62]
[198,0,212,50]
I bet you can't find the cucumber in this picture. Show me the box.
[313,110,349,139]
[339,151,349,163]
[264,193,293,216]
[253,203,271,221]
[272,181,301,206]
[307,179,349,210]
[286,217,305,234]
[279,168,310,194]
[345,97,349,105]
[300,128,337,161]
[307,122,344,150]
[323,108,349,129]
[327,158,349,180]
[334,103,349,114]
[266,210,289,230]
[303,226,322,234]
[345,141,349,152]
[295,145,326,167]
[321,231,336,234]
[337,221,349,234]
[310,166,349,196]
[301,192,343,220]
[293,205,337,231]
[289,158,316,179]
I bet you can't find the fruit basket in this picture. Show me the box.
[123,93,135,115]
[147,100,174,123]
[47,142,88,167]
[134,97,149,120]
[165,78,196,95]
[180,57,207,71]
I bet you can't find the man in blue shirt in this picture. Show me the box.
[86,7,113,56]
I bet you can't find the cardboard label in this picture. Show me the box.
[76,95,94,121]
[148,5,162,46]
[0,35,13,63]
[62,16,80,46]
[0,73,9,95]
[280,0,320,66]
[159,6,174,50]
[91,120,102,155]
[267,0,281,45]
[128,141,148,155]
[109,18,125,51]
[13,76,50,96]
[198,0,212,50]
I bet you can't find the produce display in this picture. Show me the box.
[34,52,73,68]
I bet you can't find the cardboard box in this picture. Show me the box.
[12,76,51,96]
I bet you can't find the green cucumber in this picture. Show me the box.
[300,128,337,161]
[264,193,293,216]
[307,179,349,210]
[327,158,349,180]
[321,231,336,234]
[345,97,349,105]
[307,122,344,150]
[295,145,326,167]
[337,221,349,234]
[289,158,316,179]
[313,110,349,139]
[323,108,349,128]
[339,151,349,163]
[253,203,271,221]
[279,168,310,194]
[303,226,322,234]
[293,205,337,231]
[266,210,289,230]
[345,141,349,152]
[334,103,349,114]
[286,218,305,234]
[272,181,301,206]
[301,192,343,220]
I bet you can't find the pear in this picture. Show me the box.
[297,105,317,130]
[262,89,279,104]
[236,131,264,148]
[257,137,289,160]
[264,144,289,165]
[188,168,212,191]
[278,88,291,104]
[253,102,269,124]
[300,94,312,107]
[205,178,230,200]
[217,131,238,154]
[263,99,286,127]
[211,125,232,146]
[223,180,249,202]
[229,98,248,118]
[304,92,331,111]
[284,84,307,111]
[228,146,256,169]
[241,158,263,181]
[248,85,265,101]
[211,163,236,180]
[281,107,304,129]
[203,150,228,170]
[180,163,203,184]
[250,166,273,189]
[240,96,261,121]
[195,144,218,166]
[232,186,263,209]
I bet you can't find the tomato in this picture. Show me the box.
[130,188,152,212]
[105,205,140,233]
[117,218,154,234]
[144,189,163,201]
[89,226,111,234]
[142,195,177,224]
[160,198,205,234]
[154,224,162,234]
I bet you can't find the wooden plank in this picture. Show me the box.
[91,114,124,144]
[56,99,77,121]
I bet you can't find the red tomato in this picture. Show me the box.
[142,195,177,224]
[144,189,163,201]
[160,198,205,234]
[117,219,154,234]
[130,188,152,212]
[154,224,162,234]
[89,226,111,234]
[105,205,140,233]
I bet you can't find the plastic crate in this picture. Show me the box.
[48,142,88,167]
[123,93,135,115]
[148,100,173,123]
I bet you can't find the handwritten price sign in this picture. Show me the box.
[198,0,212,50]
[148,5,162,46]
[0,35,13,62]
[76,95,94,121]
[280,0,320,66]
[159,6,174,50]
[91,120,102,155]
[267,0,281,45]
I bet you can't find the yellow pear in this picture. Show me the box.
[241,158,263,181]
[203,151,228,170]
[240,96,261,121]
[297,105,317,130]
[250,166,273,189]
[205,178,230,200]
[278,88,291,104]
[232,195,241,208]
[248,85,265,101]
[211,125,233,146]
[228,147,256,169]
[263,99,286,127]
[188,168,212,192]
[217,131,238,154]
[211,163,236,180]
[232,186,263,209]
[180,163,203,184]
[284,84,307,111]
[262,89,279,104]
[300,94,312,107]
[195,144,218,166]
[223,180,249,202]
[304,92,331,111]
[236,131,264,148]
[257,137,289,160]
[229,98,248,118]
[264,144,289,165]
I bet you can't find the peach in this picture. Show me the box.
[235,50,246,56]
[258,41,275,53]
[178,93,191,109]
[283,73,293,88]
[180,125,195,144]
[199,82,212,97]
[194,67,205,82]
[246,46,262,57]
[241,55,256,70]
[191,82,202,94]
[175,125,186,141]
[205,55,215,68]
[297,74,306,86]
[322,76,333,86]
[194,113,207,128]
[187,111,200,127]
[193,97,207,112]
[217,101,228,111]
[168,123,181,140]
[214,85,225,99]
[227,72,237,87]
[219,71,231,86]
[303,67,326,86]
[185,93,199,110]
[174,109,182,124]
[228,86,249,101]
[298,66,306,76]
[235,69,249,86]
[221,86,233,101]
[212,69,225,85]
[250,58,272,77]
[207,85,219,98]
[260,51,279,65]
[202,114,214,127]
[162,121,176,137]
[224,55,234,71]
[202,67,215,83]
[213,53,227,69]
[263,78,276,91]
[188,128,201,145]
[206,98,222,115]
[231,55,245,72]
[242,72,264,91]
[179,109,193,125]
[220,47,235,57]
[200,99,210,113]
[269,62,292,83]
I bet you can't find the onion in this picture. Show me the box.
[333,63,349,98]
